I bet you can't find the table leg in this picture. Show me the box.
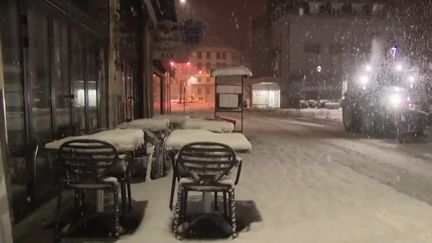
[202,192,212,213]
[96,190,104,212]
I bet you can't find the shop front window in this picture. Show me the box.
[153,74,161,115]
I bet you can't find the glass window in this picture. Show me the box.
[304,42,321,54]
[329,43,344,54]
[52,20,71,138]
[206,51,211,59]
[216,52,221,59]
[153,74,161,115]
[70,30,86,134]
[1,0,28,221]
[28,10,51,141]
[222,52,226,59]
[85,37,98,132]
[197,62,202,70]
[98,47,107,129]
[197,51,202,59]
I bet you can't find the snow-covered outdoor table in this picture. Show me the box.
[117,118,170,132]
[181,119,235,133]
[45,128,145,152]
[153,114,190,127]
[165,129,251,153]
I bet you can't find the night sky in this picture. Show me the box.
[181,0,267,53]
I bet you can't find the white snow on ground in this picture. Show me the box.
[181,118,235,133]
[118,113,432,243]
[275,108,343,122]
[118,118,170,132]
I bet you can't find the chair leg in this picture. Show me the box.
[182,190,188,221]
[223,192,227,218]
[53,186,63,243]
[74,189,80,211]
[214,192,218,210]
[229,188,237,238]
[112,185,120,238]
[169,171,177,211]
[126,170,133,211]
[173,185,184,239]
[120,181,127,214]
[80,190,85,215]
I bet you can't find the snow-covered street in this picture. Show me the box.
[119,111,432,243]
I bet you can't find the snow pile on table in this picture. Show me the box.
[277,108,342,122]
[45,128,144,152]
[118,118,169,131]
[181,118,234,133]
[153,114,190,125]
[165,129,251,152]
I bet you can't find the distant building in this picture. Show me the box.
[250,0,399,107]
[171,46,243,102]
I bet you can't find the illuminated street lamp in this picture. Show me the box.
[180,0,186,4]
[183,76,197,112]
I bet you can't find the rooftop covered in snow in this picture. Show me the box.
[212,65,253,77]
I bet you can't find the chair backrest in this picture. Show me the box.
[57,139,119,183]
[177,142,237,184]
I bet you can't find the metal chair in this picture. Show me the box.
[54,139,121,242]
[172,142,242,239]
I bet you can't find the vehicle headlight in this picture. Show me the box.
[389,93,402,108]
[359,75,369,85]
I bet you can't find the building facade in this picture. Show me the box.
[171,46,243,103]
[250,0,400,107]
[0,0,177,239]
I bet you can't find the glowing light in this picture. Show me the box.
[170,61,175,66]
[408,75,415,83]
[316,65,322,73]
[389,93,402,108]
[188,76,197,84]
[359,75,369,85]
[186,61,191,66]
[395,63,403,71]
[199,70,202,74]
[180,0,186,4]
[365,64,372,72]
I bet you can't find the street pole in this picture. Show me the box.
[183,82,186,112]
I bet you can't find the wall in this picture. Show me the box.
[0,32,13,243]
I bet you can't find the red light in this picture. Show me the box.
[170,61,175,66]
[199,70,202,74]
[187,62,191,65]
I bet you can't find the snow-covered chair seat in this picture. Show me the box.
[172,142,242,239]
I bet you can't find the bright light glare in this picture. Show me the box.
[395,63,403,71]
[408,75,415,82]
[180,0,186,4]
[365,64,372,72]
[359,75,369,85]
[188,76,197,83]
[389,94,402,108]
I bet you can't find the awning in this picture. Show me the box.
[212,65,252,77]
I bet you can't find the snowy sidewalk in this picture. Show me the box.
[118,112,432,243]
